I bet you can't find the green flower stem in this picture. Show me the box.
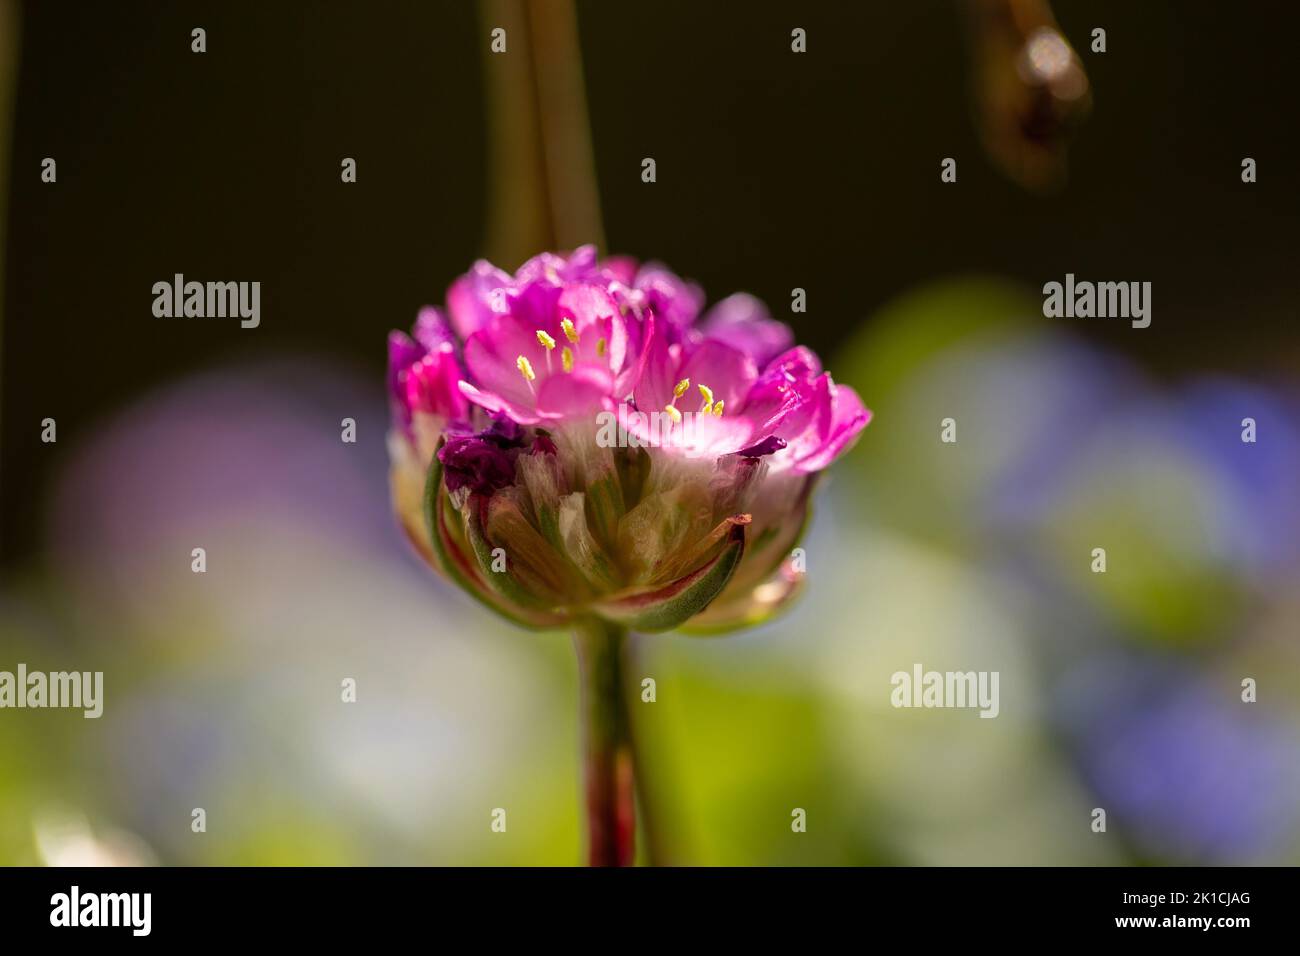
[572,618,635,866]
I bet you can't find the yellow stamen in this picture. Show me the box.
[561,318,580,344]
[673,378,691,398]
[663,404,683,424]
[712,400,724,417]
[536,330,556,350]
[516,355,536,382]
[561,346,575,373]
[697,384,714,412]
[596,337,607,357]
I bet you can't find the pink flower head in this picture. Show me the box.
[387,249,870,633]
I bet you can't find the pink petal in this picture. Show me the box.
[447,261,512,340]
[463,315,545,410]
[536,367,615,419]
[679,340,758,409]
[791,381,871,472]
[457,381,545,425]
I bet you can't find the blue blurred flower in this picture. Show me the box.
[1059,658,1300,863]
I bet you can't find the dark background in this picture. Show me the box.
[3,0,1297,565]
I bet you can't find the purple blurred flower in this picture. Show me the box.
[1180,379,1300,573]
[51,360,405,605]
[1061,659,1300,863]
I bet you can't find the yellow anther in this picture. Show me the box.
[596,337,607,357]
[561,346,575,373]
[712,400,724,417]
[516,355,536,382]
[536,330,556,350]
[663,404,683,424]
[561,317,580,344]
[697,384,714,407]
[673,378,691,398]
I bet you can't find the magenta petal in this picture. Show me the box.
[560,245,600,279]
[600,255,638,285]
[701,293,795,368]
[412,306,456,352]
[678,414,764,458]
[634,337,758,428]
[558,283,625,370]
[463,316,545,411]
[746,347,832,457]
[614,312,656,399]
[503,279,563,330]
[402,344,470,423]
[632,332,681,414]
[618,402,761,458]
[388,330,424,406]
[634,262,705,336]
[514,251,566,285]
[458,381,545,425]
[790,381,871,472]
[772,373,829,459]
[536,367,614,418]
[762,345,823,380]
[748,384,806,437]
[517,245,600,284]
[679,340,758,409]
[447,260,512,340]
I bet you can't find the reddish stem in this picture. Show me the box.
[573,619,635,866]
